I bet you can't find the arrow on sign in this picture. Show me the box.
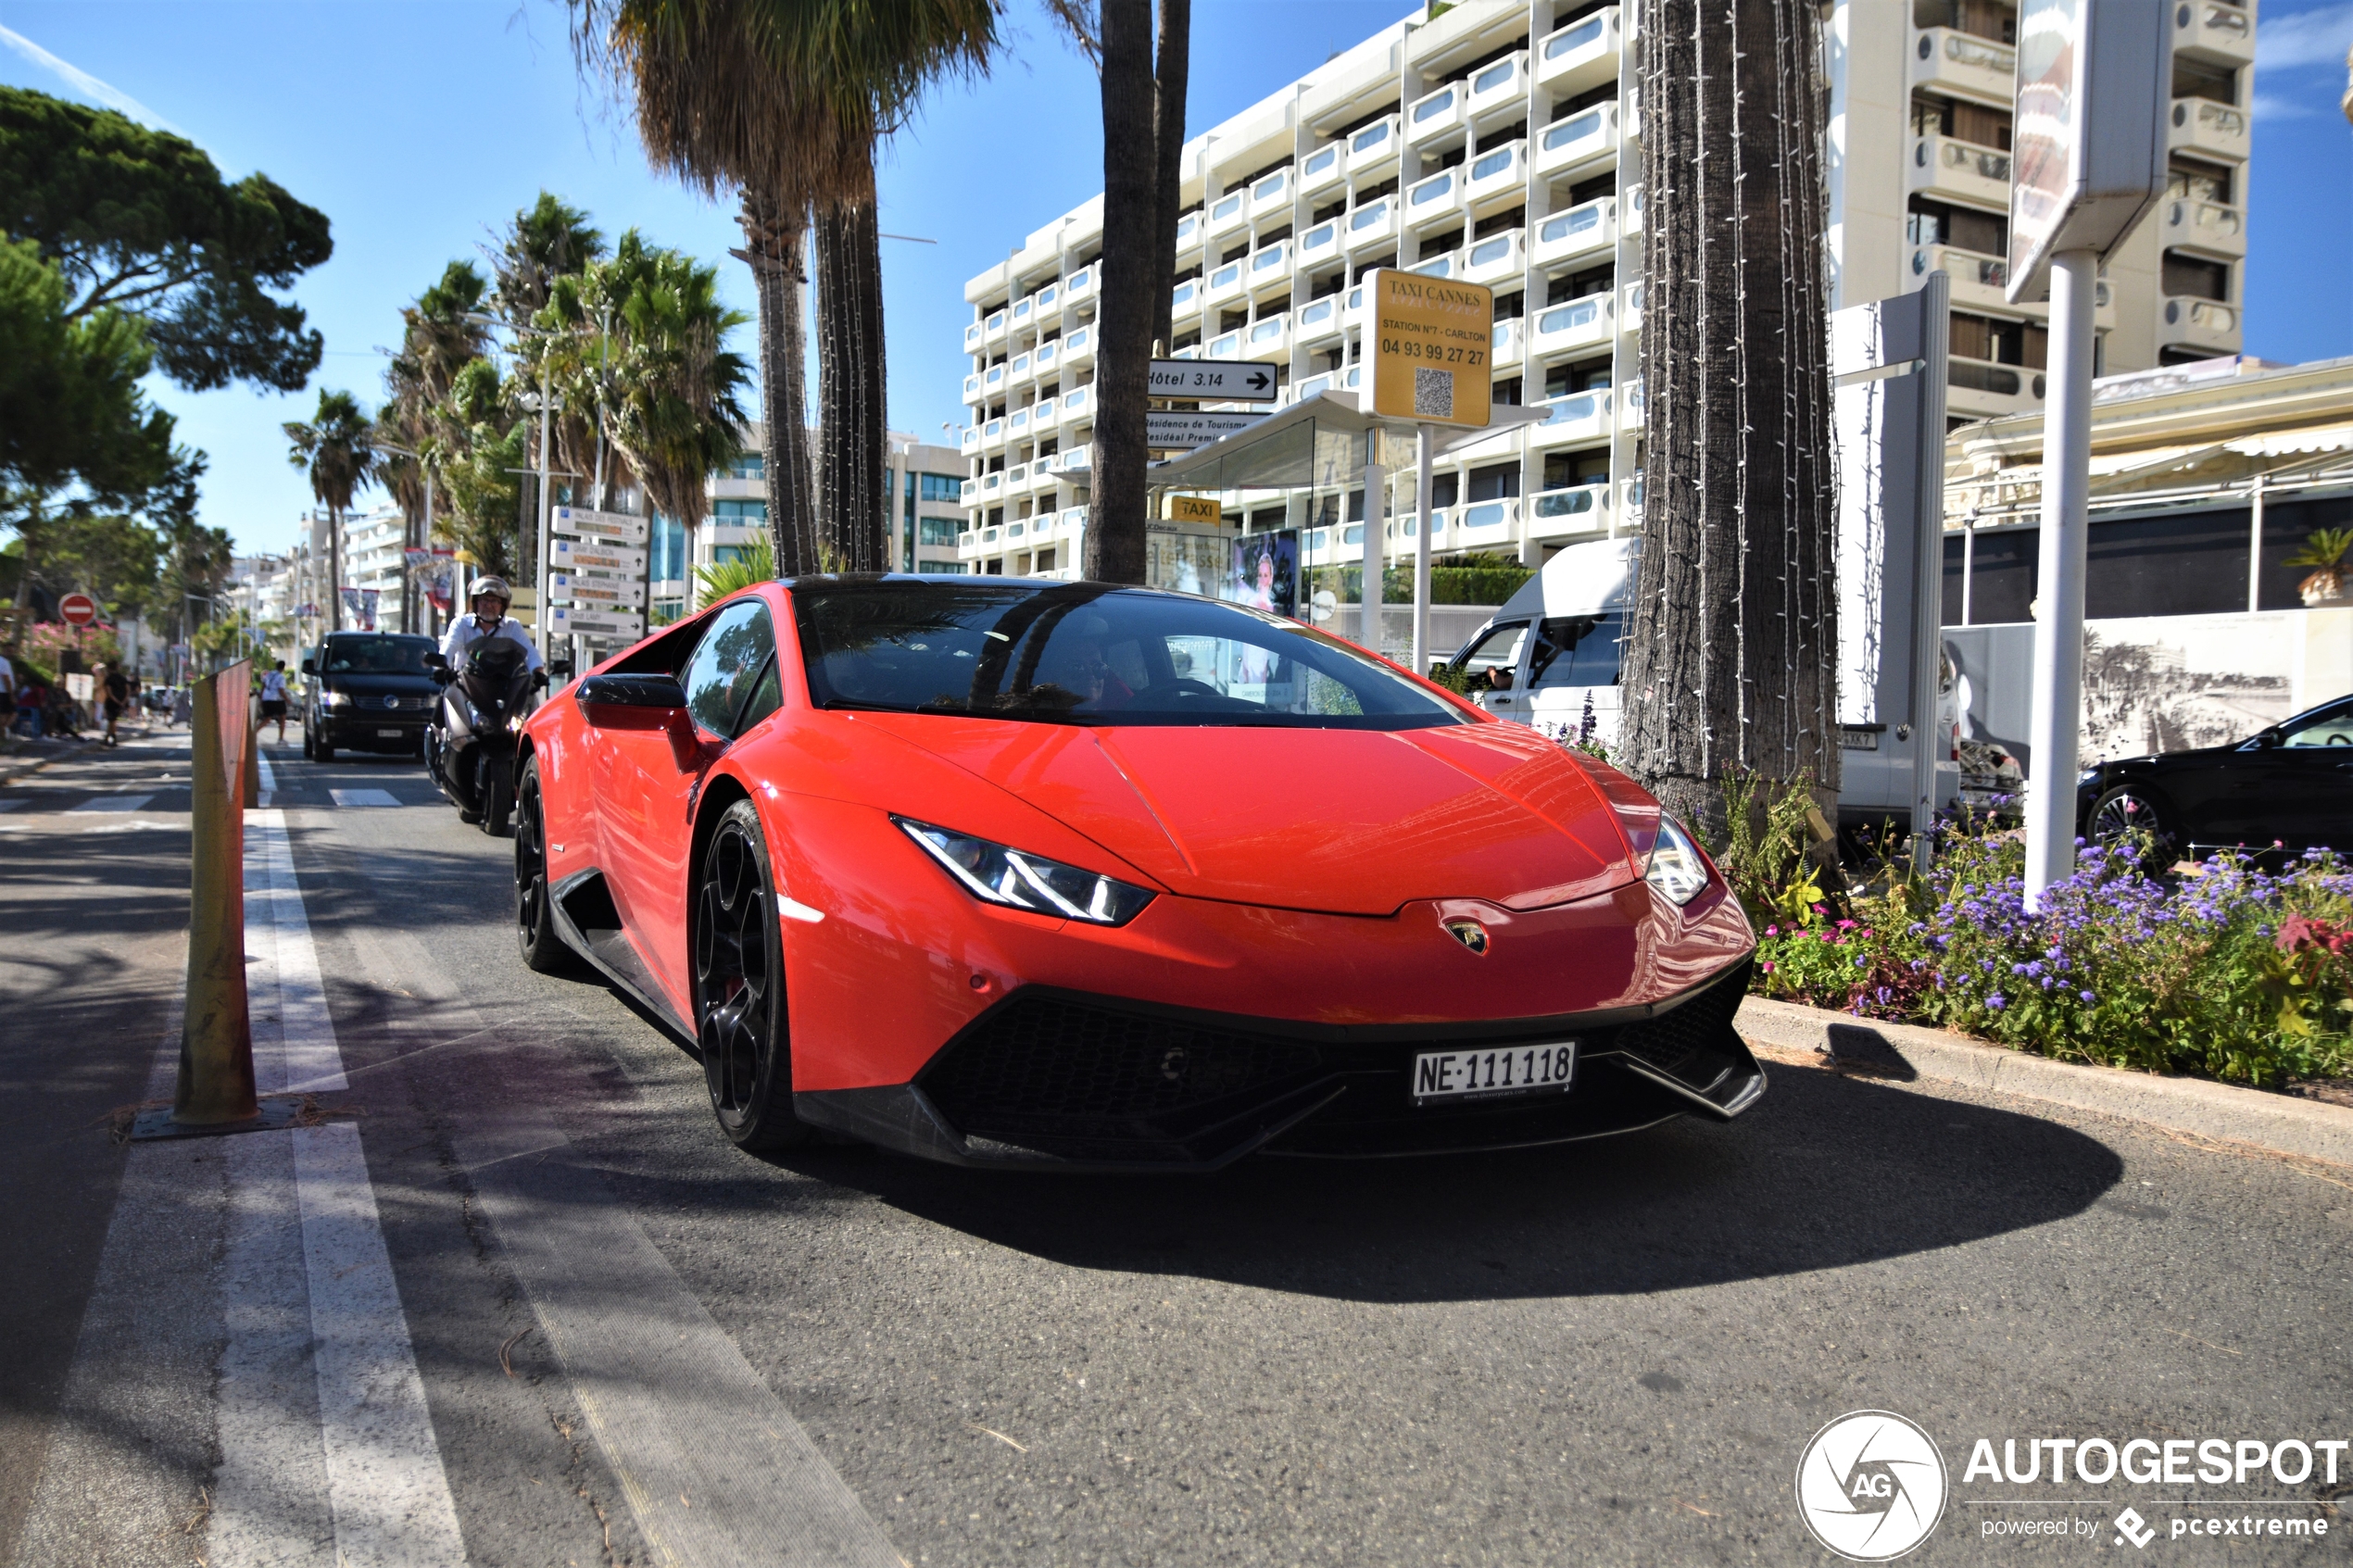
[1147,360,1282,402]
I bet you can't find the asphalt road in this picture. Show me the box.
[4,722,2350,1565]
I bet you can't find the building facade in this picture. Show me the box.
[692,428,971,596]
[954,0,2255,578]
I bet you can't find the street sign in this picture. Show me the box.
[549,505,650,546]
[1146,410,1268,450]
[2007,0,2171,304]
[548,573,639,608]
[1149,360,1279,401]
[1368,270,1493,429]
[58,592,97,626]
[549,537,648,576]
[547,605,645,640]
[1167,495,1223,526]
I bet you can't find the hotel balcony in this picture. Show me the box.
[1175,210,1202,261]
[1947,356,2045,419]
[1528,388,1614,447]
[1620,279,1643,333]
[984,308,1008,346]
[1466,51,1529,126]
[1300,139,1347,196]
[1297,219,1341,268]
[1624,182,1644,233]
[1296,293,1346,344]
[1205,258,1248,307]
[1347,115,1401,177]
[1530,293,1615,356]
[963,372,982,403]
[1404,168,1465,232]
[1405,81,1466,147]
[1621,377,1643,431]
[1535,103,1620,179]
[1207,187,1250,241]
[1909,26,2016,108]
[963,320,984,353]
[1529,482,1611,537]
[1034,339,1063,378]
[1248,238,1294,294]
[1453,497,1520,544]
[1909,243,2011,309]
[2173,0,2253,66]
[1207,329,1243,360]
[1064,265,1097,304]
[2161,295,2240,355]
[1011,295,1035,332]
[1344,197,1399,254]
[1536,6,1621,96]
[1058,383,1094,423]
[2159,195,2246,258]
[1248,168,1292,221]
[1531,195,1616,267]
[1464,140,1529,210]
[1243,312,1291,359]
[1410,247,1459,281]
[1908,133,2011,208]
[960,426,980,457]
[1061,322,1095,368]
[1461,229,1525,285]
[1491,317,1526,370]
[2170,96,2249,162]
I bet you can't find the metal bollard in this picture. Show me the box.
[172,661,257,1126]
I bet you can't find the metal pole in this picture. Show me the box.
[2022,249,2100,912]
[1413,426,1433,672]
[535,370,554,648]
[2247,473,2266,613]
[423,468,438,638]
[1360,453,1385,659]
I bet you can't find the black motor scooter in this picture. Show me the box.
[425,641,545,834]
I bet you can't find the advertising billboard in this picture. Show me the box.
[1224,531,1301,621]
[2006,0,2171,302]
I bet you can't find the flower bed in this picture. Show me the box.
[1748,826,2353,1092]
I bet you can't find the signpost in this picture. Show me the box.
[2007,0,2171,911]
[547,506,653,673]
[1146,410,1268,450]
[1148,360,1280,401]
[1167,495,1223,527]
[547,605,645,640]
[58,592,96,626]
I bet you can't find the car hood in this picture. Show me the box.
[854,715,1642,916]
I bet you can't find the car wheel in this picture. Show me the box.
[513,759,577,974]
[315,732,334,762]
[694,798,809,1152]
[301,722,315,760]
[2089,785,2171,862]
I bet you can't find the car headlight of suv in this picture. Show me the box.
[895,817,1156,927]
[318,689,348,708]
[1643,816,1711,907]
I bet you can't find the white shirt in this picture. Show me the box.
[260,670,288,701]
[441,612,544,673]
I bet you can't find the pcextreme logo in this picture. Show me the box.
[1796,1411,1950,1562]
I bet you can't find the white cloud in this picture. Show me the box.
[2255,3,2353,71]
[2250,91,2318,119]
[0,23,190,139]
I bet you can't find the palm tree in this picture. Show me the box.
[491,195,606,580]
[383,261,492,629]
[283,389,378,632]
[572,0,996,576]
[434,359,526,580]
[1616,0,1839,836]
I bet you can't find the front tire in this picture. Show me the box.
[2089,785,2171,864]
[693,798,808,1152]
[514,758,577,974]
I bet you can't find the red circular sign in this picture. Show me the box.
[58,593,97,626]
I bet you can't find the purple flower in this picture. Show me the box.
[1987,993,2007,1010]
[2080,990,2095,1003]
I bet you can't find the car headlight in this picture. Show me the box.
[319,689,347,708]
[1643,815,1711,907]
[895,816,1156,927]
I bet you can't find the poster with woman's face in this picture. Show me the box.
[1225,531,1301,620]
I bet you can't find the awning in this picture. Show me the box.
[1144,391,1551,493]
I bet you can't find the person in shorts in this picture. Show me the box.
[101,663,129,746]
[259,660,290,744]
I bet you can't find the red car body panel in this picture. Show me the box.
[521,581,1761,1164]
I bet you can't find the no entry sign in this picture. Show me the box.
[58,593,97,626]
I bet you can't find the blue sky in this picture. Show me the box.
[3,0,2350,558]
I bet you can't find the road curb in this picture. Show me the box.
[0,752,59,785]
[1736,995,2353,1170]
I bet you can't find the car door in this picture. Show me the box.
[1451,620,1530,721]
[1522,612,1623,745]
[594,596,785,1004]
[2264,698,2353,852]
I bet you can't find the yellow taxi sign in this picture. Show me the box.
[1369,270,1494,429]
[1167,494,1223,526]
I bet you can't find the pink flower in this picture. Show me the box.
[1765,924,1779,937]
[1761,960,1775,973]
[1836,919,1856,931]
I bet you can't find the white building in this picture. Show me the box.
[691,427,973,606]
[954,0,2254,576]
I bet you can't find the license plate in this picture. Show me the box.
[377,728,406,737]
[1412,1041,1577,1106]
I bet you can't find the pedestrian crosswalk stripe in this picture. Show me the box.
[328,788,402,808]
[69,794,154,813]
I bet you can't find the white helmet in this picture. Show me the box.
[469,575,511,608]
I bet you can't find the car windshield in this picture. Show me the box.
[322,635,435,675]
[792,581,1466,729]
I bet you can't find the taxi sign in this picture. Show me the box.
[1368,270,1493,429]
[1167,495,1224,526]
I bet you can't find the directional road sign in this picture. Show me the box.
[1150,360,1279,401]
[58,592,97,626]
[547,605,645,640]
[550,537,648,576]
[1146,410,1268,450]
[549,505,650,546]
[547,573,640,608]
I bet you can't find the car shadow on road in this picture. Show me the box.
[755,1066,2124,1303]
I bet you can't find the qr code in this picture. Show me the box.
[1414,367,1454,418]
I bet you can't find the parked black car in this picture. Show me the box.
[2077,694,2353,859]
[300,633,441,761]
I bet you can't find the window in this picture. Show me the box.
[920,472,963,503]
[681,597,781,741]
[322,634,435,675]
[1467,462,1521,502]
[919,517,963,546]
[2277,701,2353,748]
[1453,621,1528,686]
[1907,196,2006,257]
[1528,613,1624,691]
[714,498,768,523]
[724,453,765,480]
[918,560,968,574]
[791,583,1462,729]
[2162,251,2230,302]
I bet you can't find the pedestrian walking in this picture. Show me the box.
[170,684,193,730]
[101,664,128,747]
[259,660,290,745]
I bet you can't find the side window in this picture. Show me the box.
[1453,621,1529,686]
[2281,700,2353,748]
[681,598,779,740]
[1529,613,1624,690]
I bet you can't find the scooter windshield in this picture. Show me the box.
[468,641,528,680]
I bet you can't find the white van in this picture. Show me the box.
[1440,538,1634,746]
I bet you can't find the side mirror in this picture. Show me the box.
[423,651,447,671]
[531,668,549,691]
[300,658,316,676]
[577,672,687,726]
[2253,729,2282,749]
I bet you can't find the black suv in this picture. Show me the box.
[301,633,441,760]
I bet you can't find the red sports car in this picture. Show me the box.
[514,576,1761,1169]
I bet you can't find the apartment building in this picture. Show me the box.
[690,428,972,601]
[955,0,2255,577]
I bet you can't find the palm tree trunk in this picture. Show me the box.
[1617,0,1838,837]
[1150,0,1190,358]
[814,174,889,574]
[1084,0,1157,586]
[738,187,820,577]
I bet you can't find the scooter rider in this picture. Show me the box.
[441,576,545,675]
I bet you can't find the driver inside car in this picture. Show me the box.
[441,576,546,678]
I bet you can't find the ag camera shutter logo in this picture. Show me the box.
[1795,1410,1949,1561]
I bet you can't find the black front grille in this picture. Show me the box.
[1605,960,1751,1080]
[922,997,1322,1137]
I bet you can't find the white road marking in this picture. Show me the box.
[252,809,348,1095]
[329,787,402,808]
[257,746,276,807]
[68,793,153,812]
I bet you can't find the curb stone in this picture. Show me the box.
[1736,994,2353,1170]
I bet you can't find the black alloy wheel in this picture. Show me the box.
[693,798,808,1151]
[2089,785,2171,864]
[514,759,575,974]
